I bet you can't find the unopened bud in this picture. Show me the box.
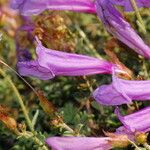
[36,90,55,115]
[0,112,18,133]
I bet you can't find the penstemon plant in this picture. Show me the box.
[0,0,150,149]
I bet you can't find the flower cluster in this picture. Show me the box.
[11,0,150,149]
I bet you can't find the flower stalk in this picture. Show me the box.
[128,139,142,150]
[75,25,102,59]
[0,67,34,132]
[18,131,49,150]
[143,143,150,150]
[130,0,146,33]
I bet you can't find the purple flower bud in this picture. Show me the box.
[10,0,96,16]
[96,0,150,59]
[46,137,112,150]
[17,37,114,80]
[111,0,150,11]
[93,69,150,106]
[115,107,150,133]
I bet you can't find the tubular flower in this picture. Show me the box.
[46,135,131,150]
[46,137,112,150]
[17,37,115,80]
[93,69,150,106]
[10,0,96,16]
[115,107,150,133]
[10,0,150,16]
[96,0,150,59]
[111,0,150,11]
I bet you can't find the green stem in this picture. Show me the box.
[142,59,149,79]
[19,132,49,150]
[76,25,102,59]
[0,60,38,94]
[130,0,146,33]
[128,139,142,150]
[83,76,93,93]
[84,76,104,115]
[0,68,34,132]
[61,123,74,133]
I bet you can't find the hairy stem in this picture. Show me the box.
[76,25,102,59]
[143,143,150,150]
[0,60,38,94]
[61,123,74,133]
[84,76,104,115]
[128,139,142,150]
[0,68,34,132]
[19,131,49,150]
[130,0,146,33]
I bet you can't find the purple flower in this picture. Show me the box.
[115,107,150,133]
[10,0,96,16]
[18,37,114,80]
[93,69,150,106]
[18,60,54,80]
[111,0,150,11]
[10,0,150,16]
[46,134,132,150]
[46,137,112,150]
[96,0,150,59]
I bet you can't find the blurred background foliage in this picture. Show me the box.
[0,0,150,149]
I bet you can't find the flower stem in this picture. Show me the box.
[75,25,102,59]
[128,139,143,150]
[83,76,104,115]
[18,131,49,150]
[143,143,150,150]
[61,123,74,133]
[0,68,34,132]
[0,60,38,95]
[142,58,149,79]
[130,0,146,33]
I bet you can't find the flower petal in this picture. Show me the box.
[17,60,55,80]
[96,0,150,59]
[46,137,111,150]
[115,107,150,133]
[11,0,96,16]
[93,68,150,106]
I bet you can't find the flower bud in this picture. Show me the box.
[37,90,56,115]
[0,112,18,133]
